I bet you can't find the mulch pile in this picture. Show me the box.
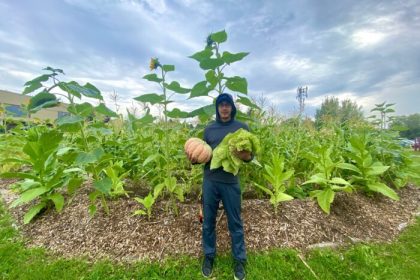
[1,179,419,262]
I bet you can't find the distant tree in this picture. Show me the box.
[391,113,420,139]
[315,96,363,127]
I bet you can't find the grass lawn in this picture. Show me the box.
[1,200,419,280]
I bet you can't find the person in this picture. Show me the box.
[189,93,252,280]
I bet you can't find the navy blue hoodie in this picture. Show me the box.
[203,93,250,183]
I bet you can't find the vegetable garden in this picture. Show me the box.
[0,30,419,272]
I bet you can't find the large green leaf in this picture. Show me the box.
[57,115,84,126]
[255,183,274,197]
[48,193,65,212]
[165,108,189,118]
[24,74,50,87]
[95,103,118,117]
[237,95,259,109]
[0,158,32,165]
[28,91,58,112]
[67,177,84,195]
[205,70,218,88]
[0,172,38,180]
[189,49,213,62]
[190,81,210,98]
[40,130,63,152]
[188,104,214,118]
[66,82,103,100]
[56,115,84,132]
[315,188,335,214]
[210,30,227,43]
[274,192,294,203]
[75,148,104,165]
[199,58,224,70]
[162,64,175,72]
[165,81,190,94]
[330,177,351,186]
[142,193,155,208]
[367,163,389,176]
[222,51,249,64]
[11,186,49,208]
[23,81,43,95]
[138,113,155,124]
[337,163,361,174]
[367,182,399,200]
[94,177,112,194]
[143,73,163,83]
[279,170,294,182]
[225,76,247,94]
[58,82,81,99]
[303,174,327,185]
[349,136,365,152]
[82,83,103,100]
[23,202,47,224]
[72,102,94,117]
[134,93,165,104]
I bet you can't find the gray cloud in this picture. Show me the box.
[0,0,419,117]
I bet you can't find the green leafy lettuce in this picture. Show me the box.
[210,128,261,175]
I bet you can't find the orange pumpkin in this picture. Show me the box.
[184,137,212,163]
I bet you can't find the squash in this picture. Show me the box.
[184,137,212,163]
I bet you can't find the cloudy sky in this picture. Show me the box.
[0,0,419,118]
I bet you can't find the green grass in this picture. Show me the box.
[1,201,419,280]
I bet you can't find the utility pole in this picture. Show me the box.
[296,86,308,114]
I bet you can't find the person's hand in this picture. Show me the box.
[233,149,252,161]
[186,151,198,164]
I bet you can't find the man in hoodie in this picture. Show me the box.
[195,93,251,280]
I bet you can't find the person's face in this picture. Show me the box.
[218,101,232,122]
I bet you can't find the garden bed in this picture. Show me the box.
[0,179,419,263]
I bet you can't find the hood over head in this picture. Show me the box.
[215,93,236,123]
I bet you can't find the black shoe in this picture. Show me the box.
[201,256,214,278]
[233,260,246,280]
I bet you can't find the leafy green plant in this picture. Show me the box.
[159,176,185,216]
[338,134,399,200]
[254,154,294,213]
[133,181,165,220]
[0,126,79,223]
[188,30,259,121]
[0,130,27,173]
[133,193,156,220]
[211,128,261,175]
[135,58,191,122]
[303,145,353,214]
[102,161,129,197]
[22,67,123,216]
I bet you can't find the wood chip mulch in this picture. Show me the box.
[0,179,419,263]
